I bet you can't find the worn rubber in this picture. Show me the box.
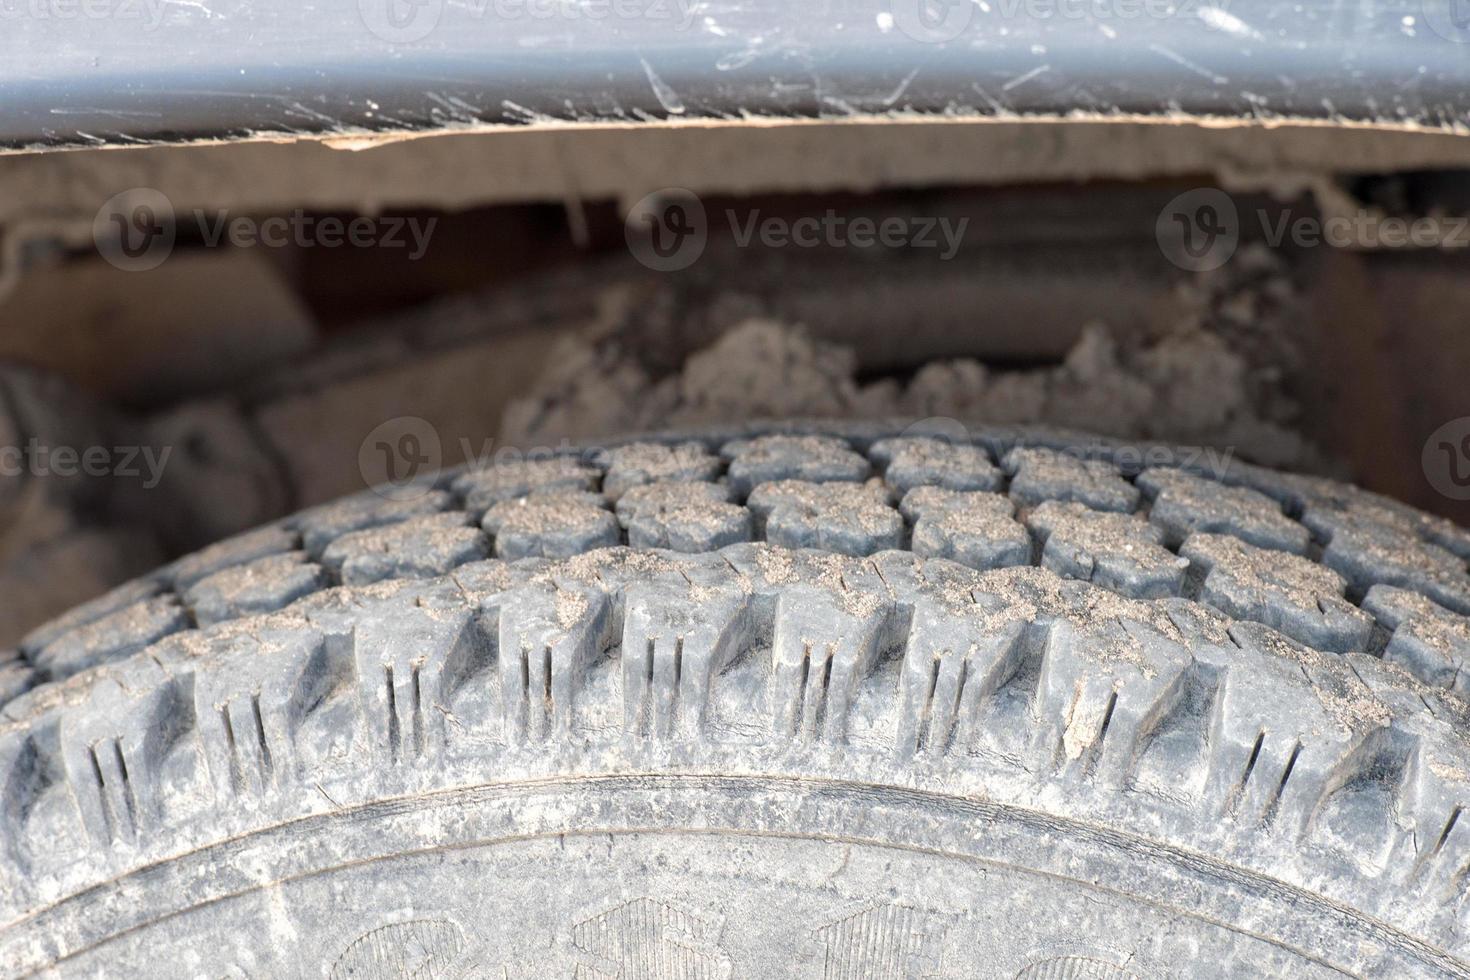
[3,422,1470,978]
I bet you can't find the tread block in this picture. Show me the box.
[1301,484,1470,562]
[723,435,869,498]
[901,487,1030,571]
[323,513,489,585]
[1029,611,1192,785]
[770,571,893,743]
[599,441,723,502]
[270,631,364,776]
[620,579,750,738]
[870,437,1002,496]
[168,525,299,590]
[0,721,89,881]
[747,480,902,557]
[483,493,621,560]
[1002,447,1139,513]
[1181,533,1373,653]
[172,622,381,801]
[616,482,752,552]
[183,552,329,627]
[495,582,612,742]
[893,592,1034,759]
[1203,624,1391,841]
[55,669,203,848]
[1027,501,1186,600]
[1126,653,1227,805]
[528,547,694,600]
[1347,654,1470,890]
[32,596,190,682]
[346,604,498,761]
[1363,585,1470,693]
[17,577,165,659]
[1306,506,1470,615]
[295,490,455,559]
[451,458,602,513]
[80,738,138,845]
[1138,468,1309,554]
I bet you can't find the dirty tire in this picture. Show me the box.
[5,422,1470,978]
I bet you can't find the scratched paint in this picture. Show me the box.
[0,0,1464,149]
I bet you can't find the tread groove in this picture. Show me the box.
[251,694,273,782]
[86,744,115,843]
[410,664,424,755]
[1087,690,1120,775]
[641,637,655,738]
[384,666,400,763]
[518,643,531,739]
[541,645,554,737]
[111,739,138,834]
[1263,741,1303,826]
[946,657,970,756]
[1435,807,1463,863]
[1229,730,1267,816]
[793,642,812,737]
[218,705,242,794]
[916,655,941,754]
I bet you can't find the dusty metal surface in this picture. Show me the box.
[1,0,1468,149]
